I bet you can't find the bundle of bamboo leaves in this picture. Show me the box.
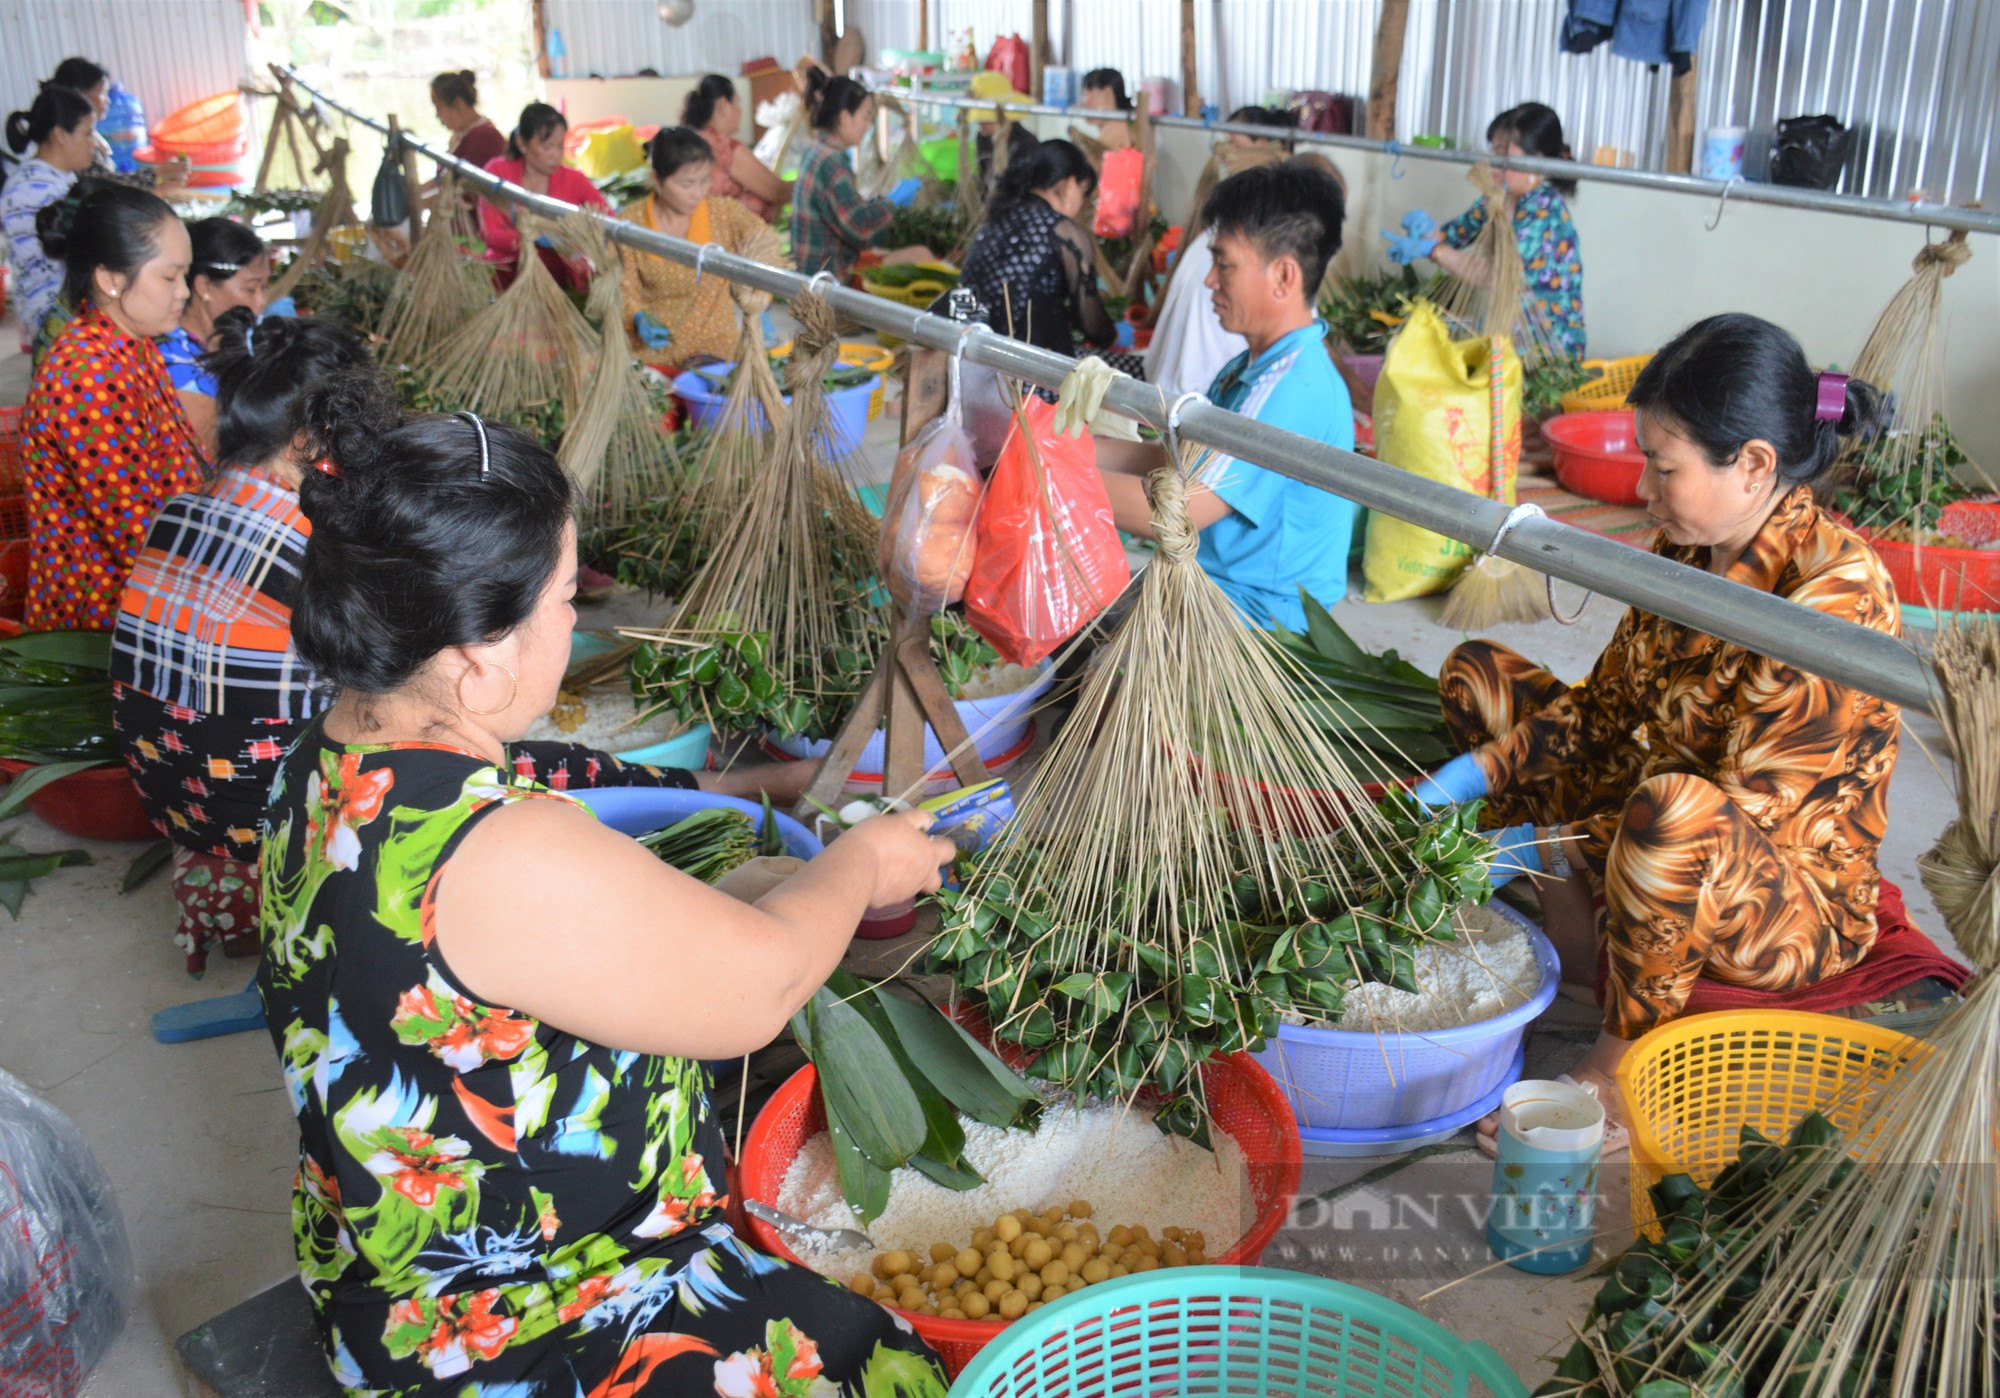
[376,172,491,374]
[623,293,883,739]
[930,451,1495,1142]
[1569,616,2000,1398]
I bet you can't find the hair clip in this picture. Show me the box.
[456,411,491,478]
[311,457,340,477]
[1815,371,1850,423]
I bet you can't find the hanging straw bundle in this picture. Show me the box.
[1834,231,1989,548]
[1568,617,1999,1398]
[550,212,680,528]
[424,209,595,439]
[623,293,881,738]
[930,437,1496,1141]
[377,172,492,374]
[1430,165,1549,629]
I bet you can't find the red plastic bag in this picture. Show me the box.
[984,35,1030,97]
[1092,146,1145,240]
[879,415,981,613]
[964,395,1130,666]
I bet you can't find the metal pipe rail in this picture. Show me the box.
[881,83,2000,239]
[276,66,1942,716]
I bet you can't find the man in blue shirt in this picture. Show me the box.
[1095,159,1356,632]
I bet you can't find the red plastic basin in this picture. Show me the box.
[0,757,159,842]
[1543,410,1646,507]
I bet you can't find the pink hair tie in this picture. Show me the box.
[1815,371,1850,423]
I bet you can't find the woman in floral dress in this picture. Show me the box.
[259,367,955,1397]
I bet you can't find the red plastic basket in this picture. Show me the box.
[738,1050,1303,1377]
[137,135,249,167]
[0,757,159,842]
[0,408,23,495]
[1543,410,1645,507]
[152,92,245,146]
[1862,532,2000,612]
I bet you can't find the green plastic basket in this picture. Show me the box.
[947,1267,1527,1397]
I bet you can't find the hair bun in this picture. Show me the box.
[33,195,79,258]
[1836,375,1890,444]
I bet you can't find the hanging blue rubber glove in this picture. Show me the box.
[534,233,557,250]
[261,295,297,320]
[1485,823,1543,890]
[632,310,673,351]
[1410,752,1489,810]
[1400,209,1437,238]
[886,177,923,208]
[1380,228,1438,266]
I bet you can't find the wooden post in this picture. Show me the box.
[390,115,426,241]
[918,0,929,52]
[1031,0,1049,105]
[1666,60,1698,174]
[820,0,840,66]
[1366,0,1410,141]
[1180,0,1199,117]
[799,348,992,815]
[532,0,551,79]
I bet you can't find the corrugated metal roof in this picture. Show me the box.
[1,0,249,139]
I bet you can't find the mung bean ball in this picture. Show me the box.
[995,1214,1022,1243]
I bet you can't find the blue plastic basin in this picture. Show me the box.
[567,786,821,860]
[671,365,878,459]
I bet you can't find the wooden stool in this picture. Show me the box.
[175,1280,340,1398]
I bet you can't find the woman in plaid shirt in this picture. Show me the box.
[789,71,937,280]
[111,310,372,974]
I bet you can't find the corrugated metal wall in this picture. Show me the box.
[0,0,249,132]
[544,0,818,77]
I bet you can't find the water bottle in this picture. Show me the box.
[1487,1079,1604,1275]
[101,84,147,174]
[547,28,568,80]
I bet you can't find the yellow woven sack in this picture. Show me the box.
[1363,302,1523,602]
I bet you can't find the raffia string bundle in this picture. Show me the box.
[551,211,679,527]
[624,293,878,723]
[425,208,594,431]
[934,439,1492,1138]
[377,172,491,374]
[1434,165,1545,628]
[1595,616,1999,1398]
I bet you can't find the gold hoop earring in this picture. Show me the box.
[458,664,518,716]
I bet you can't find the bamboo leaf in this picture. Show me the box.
[871,987,1039,1129]
[123,839,175,894]
[0,878,27,918]
[801,984,929,1170]
[0,759,107,824]
[826,1096,892,1224]
[906,1150,984,1192]
[0,631,113,669]
[1297,588,1367,667]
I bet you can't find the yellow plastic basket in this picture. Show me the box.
[772,341,894,418]
[1617,1009,1928,1237]
[1560,353,1654,414]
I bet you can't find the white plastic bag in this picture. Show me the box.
[880,413,982,613]
[0,1067,135,1395]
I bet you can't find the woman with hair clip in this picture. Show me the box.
[22,183,203,629]
[682,74,789,221]
[1407,315,1899,1148]
[617,126,784,368]
[2,83,98,350]
[958,139,1142,373]
[256,369,951,1396]
[158,217,270,455]
[427,69,505,233]
[477,101,609,291]
[111,311,369,974]
[788,70,932,279]
[1386,101,1586,358]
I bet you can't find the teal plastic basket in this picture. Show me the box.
[947,1267,1526,1398]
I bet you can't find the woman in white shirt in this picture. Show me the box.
[3,84,98,351]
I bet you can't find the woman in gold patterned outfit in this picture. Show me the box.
[1412,314,1898,1140]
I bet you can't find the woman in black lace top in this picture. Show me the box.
[958,140,1139,374]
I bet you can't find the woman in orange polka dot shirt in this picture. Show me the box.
[21,184,204,630]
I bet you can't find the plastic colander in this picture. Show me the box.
[738,1053,1303,1378]
[950,1265,1528,1397]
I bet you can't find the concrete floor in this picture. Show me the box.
[0,330,1960,1394]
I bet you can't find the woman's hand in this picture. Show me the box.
[837,809,957,905]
